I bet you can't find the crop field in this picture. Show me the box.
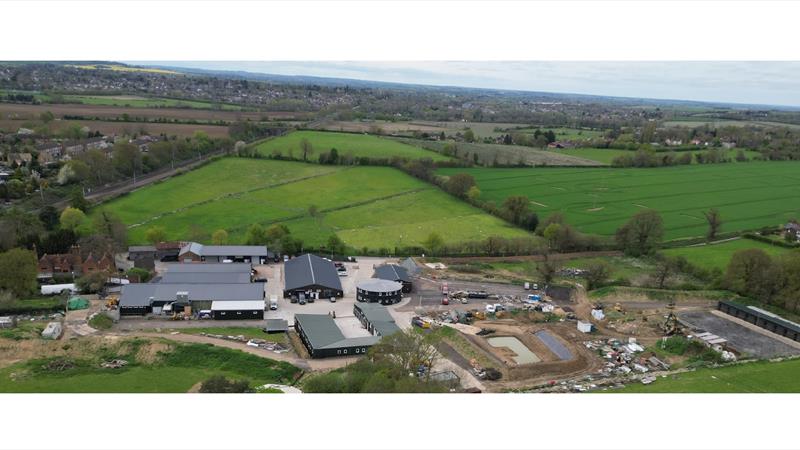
[392,138,601,167]
[663,238,792,271]
[516,127,605,141]
[67,63,180,74]
[96,158,529,249]
[254,130,451,161]
[60,95,245,110]
[616,358,800,393]
[550,148,761,165]
[310,120,530,138]
[439,161,800,240]
[664,118,800,130]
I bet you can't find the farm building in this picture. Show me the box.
[128,245,156,270]
[211,300,265,320]
[119,282,265,315]
[178,242,271,264]
[156,242,183,262]
[294,313,379,358]
[718,301,800,342]
[283,253,343,300]
[353,303,401,337]
[162,263,252,273]
[264,318,289,333]
[158,271,252,284]
[356,279,403,305]
[372,264,413,293]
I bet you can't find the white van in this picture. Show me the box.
[269,295,278,310]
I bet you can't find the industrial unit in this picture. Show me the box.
[211,300,266,320]
[718,301,800,342]
[178,242,271,264]
[356,278,403,305]
[294,313,379,358]
[283,253,343,300]
[372,264,413,293]
[119,283,266,315]
[353,302,401,337]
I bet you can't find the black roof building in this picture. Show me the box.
[353,303,401,337]
[373,264,412,293]
[283,254,343,299]
[294,314,378,358]
[718,301,800,342]
[356,278,403,305]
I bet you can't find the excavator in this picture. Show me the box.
[660,312,680,336]
[105,295,119,309]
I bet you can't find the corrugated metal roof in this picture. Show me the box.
[284,254,343,292]
[211,300,265,311]
[354,303,401,337]
[373,264,411,283]
[159,272,252,284]
[179,242,269,257]
[265,319,289,332]
[128,245,156,253]
[164,263,252,273]
[120,283,265,307]
[295,313,380,350]
[357,278,402,293]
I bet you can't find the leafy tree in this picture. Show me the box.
[422,232,445,255]
[126,267,151,283]
[38,205,60,231]
[211,229,229,245]
[368,329,441,380]
[0,248,38,297]
[245,224,266,246]
[59,207,87,232]
[725,249,779,301]
[443,173,476,198]
[112,142,141,177]
[466,185,481,202]
[92,210,127,249]
[502,195,531,225]
[463,128,475,143]
[584,260,611,290]
[39,111,55,123]
[327,234,346,256]
[40,228,77,255]
[144,226,167,245]
[69,188,90,212]
[76,271,109,294]
[615,209,664,256]
[703,208,722,241]
[542,223,561,250]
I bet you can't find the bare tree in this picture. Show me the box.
[704,208,722,241]
[300,138,314,161]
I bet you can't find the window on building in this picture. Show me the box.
[343,349,347,354]
[355,348,360,354]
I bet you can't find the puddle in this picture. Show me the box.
[487,336,540,364]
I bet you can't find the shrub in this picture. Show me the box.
[199,375,252,393]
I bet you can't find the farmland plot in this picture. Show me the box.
[439,162,800,240]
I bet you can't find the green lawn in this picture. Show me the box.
[616,358,800,393]
[663,238,792,271]
[440,161,800,240]
[0,340,300,393]
[0,297,64,315]
[254,130,452,161]
[96,157,529,250]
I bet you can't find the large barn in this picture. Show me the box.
[294,314,379,358]
[119,283,266,315]
[283,254,343,300]
[211,300,266,320]
[372,264,413,293]
[178,243,271,264]
[353,303,401,337]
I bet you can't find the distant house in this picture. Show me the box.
[7,152,32,166]
[131,135,158,152]
[128,245,157,270]
[37,246,115,279]
[16,128,34,136]
[63,141,86,157]
[784,221,800,241]
[84,136,109,151]
[36,142,63,163]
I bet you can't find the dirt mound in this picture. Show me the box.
[136,341,172,364]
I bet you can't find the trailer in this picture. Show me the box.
[41,284,78,296]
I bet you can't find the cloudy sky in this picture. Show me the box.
[136,61,800,107]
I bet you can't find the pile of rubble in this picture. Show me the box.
[585,337,671,379]
[101,359,128,369]
[246,339,289,353]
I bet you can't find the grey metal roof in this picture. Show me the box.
[354,303,401,337]
[373,264,411,283]
[295,314,380,350]
[128,245,156,253]
[163,263,252,273]
[357,278,402,293]
[284,254,343,292]
[179,242,269,257]
[265,319,288,332]
[120,282,265,308]
[399,257,420,275]
[159,272,252,284]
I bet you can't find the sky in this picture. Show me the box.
[133,61,800,107]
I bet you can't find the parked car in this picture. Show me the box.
[485,304,496,313]
[441,296,449,305]
[269,295,278,310]
[299,297,307,305]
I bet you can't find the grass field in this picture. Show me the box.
[0,338,299,393]
[61,94,245,111]
[663,238,792,271]
[254,130,451,161]
[616,358,800,393]
[440,161,800,240]
[664,118,800,130]
[393,138,601,167]
[517,127,605,141]
[96,157,529,249]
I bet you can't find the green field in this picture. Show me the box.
[254,130,451,161]
[392,138,601,166]
[550,148,760,165]
[663,238,792,271]
[0,339,300,393]
[61,95,245,110]
[517,127,605,141]
[97,157,529,249]
[440,162,800,240]
[616,358,800,393]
